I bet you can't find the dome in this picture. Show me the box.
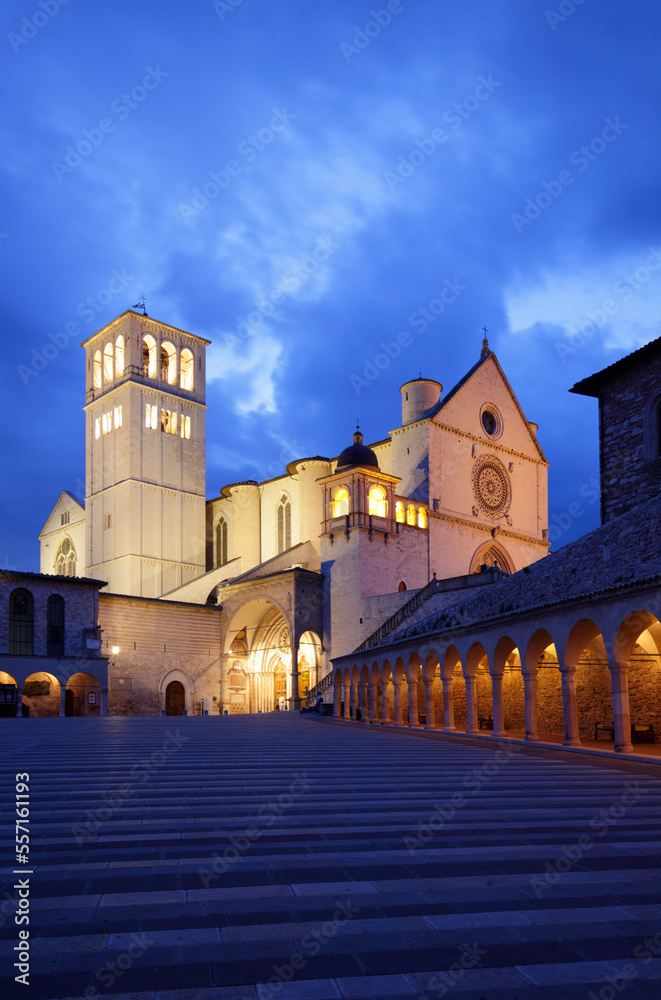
[336,428,379,471]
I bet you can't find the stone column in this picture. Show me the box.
[360,682,369,723]
[343,682,351,720]
[59,685,67,718]
[424,677,437,730]
[333,680,342,718]
[16,686,24,717]
[491,670,506,738]
[393,680,403,726]
[408,675,421,728]
[560,666,581,747]
[289,643,301,711]
[368,682,377,724]
[381,680,390,725]
[465,674,479,735]
[523,670,539,741]
[610,663,633,753]
[442,676,456,731]
[101,688,109,716]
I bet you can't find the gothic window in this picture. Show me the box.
[216,518,228,566]
[417,507,427,529]
[115,335,125,377]
[161,409,178,434]
[103,342,114,383]
[180,349,194,390]
[332,487,349,517]
[93,350,102,388]
[47,594,65,657]
[398,581,407,592]
[161,341,177,384]
[55,536,76,577]
[368,486,387,517]
[395,500,405,523]
[143,335,157,378]
[9,589,33,655]
[60,511,69,526]
[277,495,291,553]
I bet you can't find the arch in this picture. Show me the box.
[615,611,661,746]
[143,335,157,378]
[614,610,661,664]
[65,672,102,717]
[331,486,349,518]
[0,671,18,717]
[406,503,416,526]
[114,335,125,376]
[160,341,177,385]
[160,669,193,716]
[276,494,292,554]
[93,350,102,388]
[9,588,33,655]
[102,342,114,383]
[215,517,228,566]
[299,630,322,691]
[417,507,427,529]
[470,541,513,574]
[368,485,387,518]
[55,536,76,577]
[22,671,61,718]
[180,348,194,390]
[565,619,610,743]
[398,581,407,592]
[395,500,405,523]
[46,594,65,656]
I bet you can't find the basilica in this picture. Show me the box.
[2,309,659,753]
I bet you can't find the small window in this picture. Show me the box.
[93,350,102,388]
[60,511,70,526]
[395,501,404,523]
[417,508,427,529]
[180,349,194,390]
[9,588,33,655]
[398,581,407,592]
[143,335,157,378]
[277,495,291,553]
[102,411,112,435]
[47,594,65,657]
[180,414,191,439]
[103,342,114,383]
[115,335,125,376]
[104,512,112,530]
[161,341,177,385]
[95,417,101,440]
[145,404,157,429]
[406,503,416,525]
[332,487,349,518]
[368,485,387,518]
[216,518,228,566]
[114,405,122,429]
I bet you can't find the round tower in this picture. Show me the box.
[400,377,443,426]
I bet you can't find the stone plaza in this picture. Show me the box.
[1,713,661,999]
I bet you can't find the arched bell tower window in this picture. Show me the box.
[277,495,291,554]
[103,342,114,383]
[216,518,228,566]
[143,335,157,378]
[180,349,194,390]
[332,487,349,518]
[93,350,102,389]
[9,589,33,655]
[115,335,125,376]
[406,503,416,525]
[368,485,387,517]
[161,341,177,385]
[55,537,76,577]
[395,500,405,523]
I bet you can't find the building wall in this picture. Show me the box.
[40,495,86,578]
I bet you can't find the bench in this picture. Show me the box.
[595,721,615,741]
[631,723,655,744]
[478,716,493,730]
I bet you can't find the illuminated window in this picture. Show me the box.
[95,418,101,440]
[368,486,387,518]
[47,595,65,657]
[277,495,291,553]
[103,342,114,383]
[216,518,228,566]
[55,536,76,577]
[9,588,33,655]
[407,504,416,525]
[395,501,404,523]
[417,508,427,529]
[161,409,178,435]
[143,335,157,378]
[180,349,194,390]
[115,335,125,376]
[180,415,191,439]
[161,341,177,384]
[93,350,102,388]
[332,487,349,518]
[102,411,113,435]
[145,403,157,429]
[398,581,407,592]
[114,405,122,429]
[170,411,177,435]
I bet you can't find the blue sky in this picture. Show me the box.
[2,0,660,571]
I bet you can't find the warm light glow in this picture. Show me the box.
[406,503,415,525]
[161,341,177,385]
[332,487,349,517]
[111,645,120,655]
[115,335,125,376]
[143,335,157,378]
[103,342,114,383]
[417,507,427,528]
[395,500,404,523]
[368,485,387,518]
[93,350,102,389]
[180,348,194,390]
[180,414,191,439]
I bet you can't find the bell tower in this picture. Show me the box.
[82,310,210,597]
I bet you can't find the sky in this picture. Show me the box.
[1,0,660,571]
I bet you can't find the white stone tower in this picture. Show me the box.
[82,310,209,597]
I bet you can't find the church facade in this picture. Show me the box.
[34,309,550,716]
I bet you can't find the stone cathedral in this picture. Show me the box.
[36,308,551,716]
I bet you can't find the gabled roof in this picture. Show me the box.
[38,491,85,538]
[570,336,661,398]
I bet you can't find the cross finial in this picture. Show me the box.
[480,326,490,358]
